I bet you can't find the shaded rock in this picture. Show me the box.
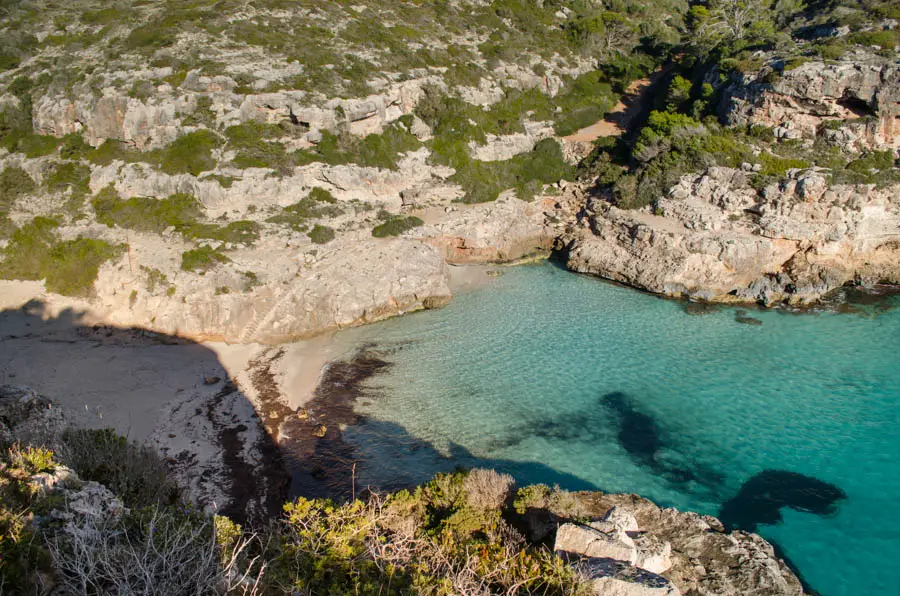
[556,522,638,564]
[577,492,804,595]
[0,385,66,448]
[570,556,682,596]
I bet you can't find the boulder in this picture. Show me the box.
[573,557,682,596]
[555,522,638,564]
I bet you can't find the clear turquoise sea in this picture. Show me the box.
[333,262,900,596]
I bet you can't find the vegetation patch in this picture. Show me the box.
[267,187,344,232]
[307,224,335,244]
[92,190,202,234]
[372,215,424,238]
[293,121,422,171]
[0,217,122,296]
[181,245,230,272]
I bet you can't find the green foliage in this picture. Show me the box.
[7,444,55,474]
[225,121,296,174]
[372,216,424,238]
[0,217,121,296]
[0,456,53,591]
[44,161,91,199]
[148,130,221,176]
[43,238,122,295]
[450,138,575,204]
[142,266,170,294]
[273,469,583,595]
[93,191,202,234]
[0,166,36,211]
[307,224,335,244]
[181,245,230,272]
[757,151,810,177]
[59,428,179,508]
[59,133,91,160]
[267,187,343,232]
[18,134,59,158]
[124,24,177,53]
[293,123,421,171]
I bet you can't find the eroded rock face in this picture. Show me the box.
[95,236,453,344]
[564,167,900,305]
[32,93,188,151]
[417,194,560,263]
[575,493,804,596]
[721,55,900,151]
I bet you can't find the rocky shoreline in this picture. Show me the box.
[2,382,809,595]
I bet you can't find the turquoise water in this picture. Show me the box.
[336,262,900,596]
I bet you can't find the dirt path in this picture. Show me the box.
[563,66,674,143]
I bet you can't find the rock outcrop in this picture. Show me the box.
[573,492,804,596]
[556,506,681,595]
[416,193,563,264]
[722,54,900,151]
[94,235,453,344]
[564,167,900,305]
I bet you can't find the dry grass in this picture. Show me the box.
[464,468,515,510]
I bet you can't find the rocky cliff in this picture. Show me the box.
[564,167,900,305]
[722,53,900,152]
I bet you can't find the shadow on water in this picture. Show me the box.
[719,470,848,533]
[288,346,850,596]
[0,300,289,526]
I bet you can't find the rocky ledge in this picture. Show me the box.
[556,493,804,596]
[563,167,900,306]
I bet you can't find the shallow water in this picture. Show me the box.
[327,262,900,596]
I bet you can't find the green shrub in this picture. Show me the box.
[58,133,91,160]
[0,166,36,210]
[124,24,177,53]
[292,123,421,171]
[183,220,260,246]
[267,187,343,231]
[307,224,335,244]
[0,217,121,296]
[142,266,170,294]
[93,191,202,234]
[757,152,810,177]
[225,121,296,174]
[148,130,221,176]
[181,245,230,272]
[44,162,91,197]
[88,139,137,166]
[91,189,258,245]
[447,138,574,204]
[43,238,122,295]
[18,134,59,158]
[7,444,55,474]
[59,428,179,508]
[372,216,424,237]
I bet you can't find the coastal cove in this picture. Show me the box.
[296,261,900,596]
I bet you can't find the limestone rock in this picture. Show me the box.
[555,522,638,564]
[577,493,804,596]
[721,54,900,152]
[418,195,556,263]
[30,466,77,494]
[578,558,682,596]
[565,167,900,306]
